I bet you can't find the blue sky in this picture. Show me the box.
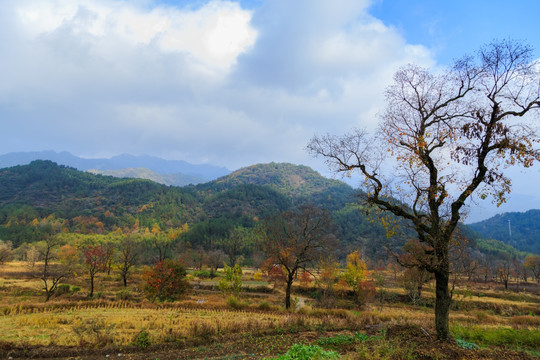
[0,0,539,221]
[370,0,540,65]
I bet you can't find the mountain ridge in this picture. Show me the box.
[0,151,230,183]
[88,167,205,186]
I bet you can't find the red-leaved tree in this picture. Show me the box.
[82,245,107,298]
[144,259,189,302]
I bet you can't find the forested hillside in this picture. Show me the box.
[0,160,531,265]
[469,210,540,254]
[0,161,199,245]
[201,162,354,208]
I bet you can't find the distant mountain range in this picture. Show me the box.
[0,151,230,185]
[87,168,204,187]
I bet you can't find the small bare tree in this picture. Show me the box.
[117,236,140,287]
[498,258,512,290]
[309,39,540,340]
[262,204,336,309]
[82,245,107,298]
[26,245,40,270]
[0,240,13,264]
[524,255,540,283]
[34,235,76,301]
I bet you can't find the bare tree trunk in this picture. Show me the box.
[285,273,294,309]
[435,270,451,341]
[44,279,52,302]
[89,274,95,298]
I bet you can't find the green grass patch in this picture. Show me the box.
[316,332,382,349]
[266,344,340,360]
[451,324,540,349]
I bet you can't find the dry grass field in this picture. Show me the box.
[0,261,539,359]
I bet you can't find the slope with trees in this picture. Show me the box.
[469,210,540,254]
[0,160,200,245]
[201,162,355,209]
[0,158,531,272]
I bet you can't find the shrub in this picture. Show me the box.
[72,318,116,346]
[456,339,480,350]
[144,259,190,302]
[56,284,71,296]
[115,289,133,301]
[133,329,151,349]
[356,281,376,305]
[252,270,263,281]
[451,324,540,349]
[258,300,271,310]
[299,271,313,288]
[316,332,382,349]
[194,269,213,279]
[218,263,243,295]
[226,295,247,309]
[189,321,216,341]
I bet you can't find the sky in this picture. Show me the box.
[0,0,539,222]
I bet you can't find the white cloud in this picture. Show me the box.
[14,0,257,76]
[0,0,435,170]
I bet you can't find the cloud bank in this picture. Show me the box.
[0,0,434,169]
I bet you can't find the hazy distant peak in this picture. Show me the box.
[88,167,205,186]
[0,151,230,182]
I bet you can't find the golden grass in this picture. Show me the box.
[1,262,539,351]
[0,306,323,346]
[1,298,528,348]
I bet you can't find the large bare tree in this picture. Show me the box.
[308,39,540,340]
[262,204,335,309]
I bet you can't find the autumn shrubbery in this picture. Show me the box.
[143,259,190,302]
